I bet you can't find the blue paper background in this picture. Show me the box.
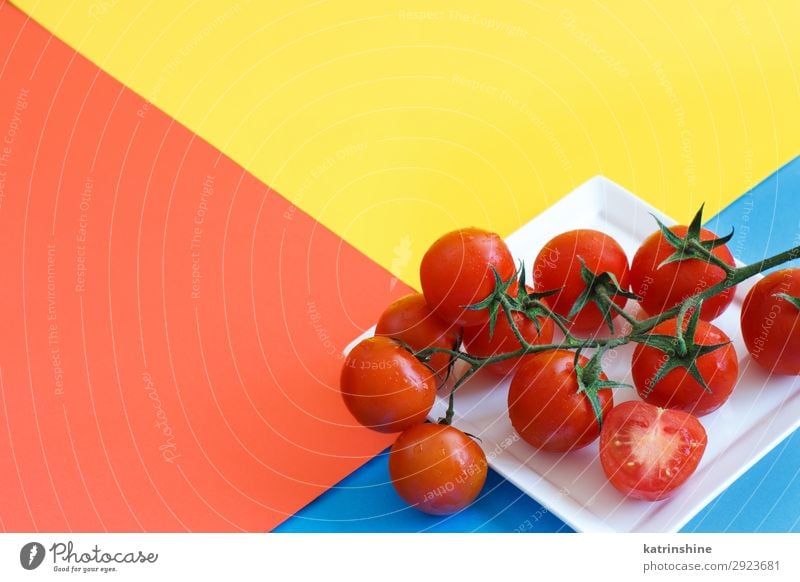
[277,157,800,533]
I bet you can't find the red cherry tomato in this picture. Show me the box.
[420,227,515,327]
[389,423,487,515]
[632,318,738,416]
[599,401,707,501]
[507,350,613,452]
[376,293,461,381]
[532,229,631,333]
[630,225,736,321]
[341,337,436,433]
[741,268,800,375]
[462,283,554,376]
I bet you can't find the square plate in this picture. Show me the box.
[347,176,800,532]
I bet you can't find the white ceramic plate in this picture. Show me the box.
[347,176,800,532]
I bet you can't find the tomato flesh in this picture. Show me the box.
[389,423,487,515]
[599,401,707,501]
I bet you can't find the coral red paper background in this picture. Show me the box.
[0,3,405,532]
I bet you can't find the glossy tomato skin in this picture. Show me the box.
[532,229,630,333]
[341,337,436,433]
[389,423,487,515]
[376,293,461,381]
[741,268,800,375]
[462,283,554,376]
[507,350,614,452]
[630,225,736,321]
[599,401,707,501]
[420,228,515,327]
[632,318,738,416]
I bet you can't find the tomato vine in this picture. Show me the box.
[415,206,800,427]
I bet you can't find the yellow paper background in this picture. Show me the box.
[14,0,800,288]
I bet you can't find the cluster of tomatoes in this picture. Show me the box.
[340,217,800,514]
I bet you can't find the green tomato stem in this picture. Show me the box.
[606,298,639,327]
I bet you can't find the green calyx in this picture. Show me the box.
[512,264,563,334]
[574,349,632,429]
[653,204,735,271]
[636,300,729,396]
[464,264,559,339]
[567,257,640,333]
[463,265,516,339]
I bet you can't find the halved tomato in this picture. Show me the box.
[599,401,707,501]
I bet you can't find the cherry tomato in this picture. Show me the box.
[632,318,738,416]
[389,423,487,515]
[741,268,800,375]
[532,229,630,333]
[507,350,613,452]
[376,293,461,382]
[462,283,554,376]
[420,227,515,327]
[341,337,436,433]
[630,225,736,321]
[599,401,707,501]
